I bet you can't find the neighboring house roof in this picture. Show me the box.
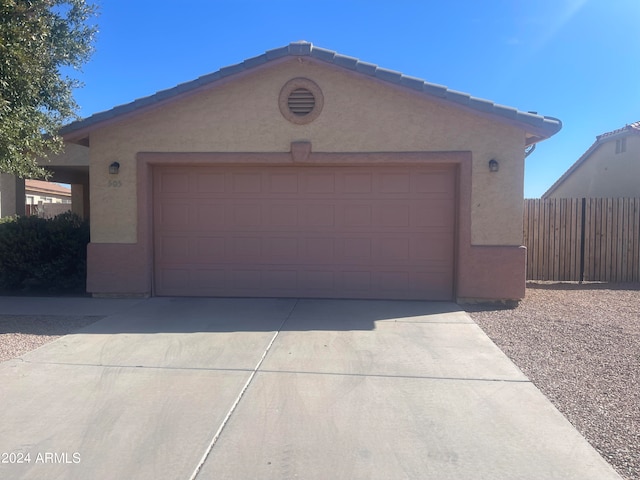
[60,41,561,146]
[25,180,72,197]
[595,120,640,140]
[542,121,640,198]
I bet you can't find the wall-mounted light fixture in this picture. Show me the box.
[488,159,499,172]
[109,162,120,175]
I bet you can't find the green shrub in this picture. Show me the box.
[0,213,89,293]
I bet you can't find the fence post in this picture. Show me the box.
[580,198,586,282]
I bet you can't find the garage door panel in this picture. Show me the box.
[265,237,299,259]
[414,170,456,193]
[196,204,226,229]
[269,173,299,193]
[375,271,410,291]
[376,238,410,261]
[192,269,226,289]
[374,204,411,227]
[232,270,262,289]
[262,270,299,290]
[159,203,191,229]
[230,204,263,227]
[157,236,190,262]
[411,234,454,261]
[268,204,299,226]
[302,237,334,263]
[232,237,263,258]
[159,268,190,291]
[154,165,455,300]
[343,237,373,261]
[301,270,335,291]
[343,204,372,227]
[302,204,336,227]
[196,237,227,262]
[158,172,190,194]
[232,172,262,193]
[196,173,226,193]
[380,173,411,193]
[342,173,373,193]
[412,200,455,227]
[304,173,335,193]
[413,272,453,300]
[342,271,371,292]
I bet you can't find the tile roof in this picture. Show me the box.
[596,121,640,140]
[25,180,72,196]
[542,120,640,198]
[61,41,562,141]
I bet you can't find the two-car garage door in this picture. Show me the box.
[153,164,456,300]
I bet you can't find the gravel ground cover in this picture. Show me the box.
[467,283,640,480]
[0,315,102,363]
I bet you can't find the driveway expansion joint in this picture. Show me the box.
[20,359,256,373]
[256,369,531,383]
[189,299,300,480]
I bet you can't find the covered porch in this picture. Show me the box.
[0,143,90,220]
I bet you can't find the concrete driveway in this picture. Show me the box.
[0,297,621,479]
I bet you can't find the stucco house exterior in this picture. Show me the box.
[543,121,640,198]
[45,42,561,301]
[24,179,72,218]
[25,180,71,204]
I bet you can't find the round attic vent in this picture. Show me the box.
[288,88,315,116]
[279,78,323,124]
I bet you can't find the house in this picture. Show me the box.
[543,121,640,198]
[24,179,72,218]
[15,42,561,301]
[25,179,72,205]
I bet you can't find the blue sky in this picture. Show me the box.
[68,0,640,197]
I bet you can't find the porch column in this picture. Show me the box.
[0,174,25,217]
[71,181,90,220]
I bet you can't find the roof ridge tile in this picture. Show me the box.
[332,54,359,70]
[374,67,403,84]
[265,45,290,60]
[308,46,336,62]
[242,53,269,69]
[399,75,425,92]
[289,41,312,55]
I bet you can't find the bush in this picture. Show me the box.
[0,213,89,293]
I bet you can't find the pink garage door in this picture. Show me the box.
[153,165,456,300]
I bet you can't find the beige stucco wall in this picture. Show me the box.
[40,142,89,167]
[88,57,526,245]
[546,135,640,198]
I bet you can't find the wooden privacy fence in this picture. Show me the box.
[524,198,640,282]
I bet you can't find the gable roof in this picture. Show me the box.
[61,41,562,145]
[25,180,71,197]
[542,121,640,198]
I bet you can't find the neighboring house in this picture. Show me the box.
[47,42,560,301]
[24,179,72,218]
[543,121,640,198]
[25,179,72,205]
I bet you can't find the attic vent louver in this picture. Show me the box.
[288,88,315,116]
[279,78,324,125]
